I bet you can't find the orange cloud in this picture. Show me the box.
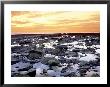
[11,11,100,34]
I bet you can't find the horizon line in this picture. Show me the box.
[11,32,100,35]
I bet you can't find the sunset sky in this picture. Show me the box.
[11,11,100,34]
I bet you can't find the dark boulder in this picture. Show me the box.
[41,57,60,67]
[27,50,43,60]
[27,70,36,77]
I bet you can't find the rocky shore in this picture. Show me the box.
[11,33,100,77]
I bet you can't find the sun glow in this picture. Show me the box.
[32,17,56,25]
[11,11,100,34]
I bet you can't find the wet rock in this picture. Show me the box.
[59,58,66,63]
[11,62,31,72]
[33,62,49,70]
[43,69,47,73]
[11,34,100,77]
[27,70,36,77]
[64,72,76,77]
[19,71,28,75]
[12,73,30,77]
[27,50,43,60]
[41,57,60,66]
[55,45,68,54]
[61,67,68,73]
[47,70,61,77]
[79,69,87,76]
[11,61,19,65]
[79,54,98,62]
[91,73,99,77]
[18,65,32,71]
[48,60,59,67]
[85,70,99,77]
[72,48,80,52]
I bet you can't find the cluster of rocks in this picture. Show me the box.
[11,34,100,77]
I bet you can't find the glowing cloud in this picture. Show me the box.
[11,11,100,34]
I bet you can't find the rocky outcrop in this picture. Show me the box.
[27,50,43,60]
